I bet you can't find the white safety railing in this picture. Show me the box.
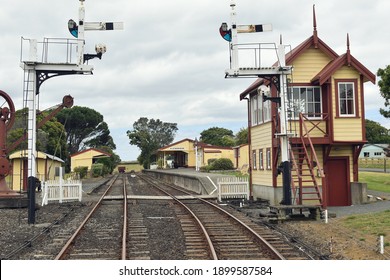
[42,179,82,205]
[217,177,249,201]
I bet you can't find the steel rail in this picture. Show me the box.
[197,197,285,260]
[139,175,218,260]
[140,174,285,260]
[121,176,128,260]
[2,205,73,260]
[54,174,119,260]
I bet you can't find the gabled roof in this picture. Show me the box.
[285,36,339,66]
[9,150,64,163]
[239,34,339,100]
[286,5,339,64]
[70,148,111,158]
[362,144,389,149]
[239,6,375,99]
[158,138,194,151]
[157,138,234,152]
[311,49,376,85]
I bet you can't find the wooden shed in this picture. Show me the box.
[9,150,64,192]
[70,148,111,172]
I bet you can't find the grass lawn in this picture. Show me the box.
[341,210,390,247]
[359,172,390,193]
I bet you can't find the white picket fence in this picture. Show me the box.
[217,177,249,201]
[42,179,82,205]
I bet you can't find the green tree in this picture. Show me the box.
[235,127,248,146]
[6,109,68,160]
[200,127,234,147]
[56,106,115,155]
[365,119,390,144]
[38,112,68,160]
[127,117,178,168]
[84,121,116,150]
[94,146,121,174]
[377,65,390,118]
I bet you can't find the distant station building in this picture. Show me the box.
[70,148,111,172]
[156,138,238,169]
[238,8,375,207]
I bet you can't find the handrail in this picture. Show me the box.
[299,113,328,137]
[299,113,324,177]
[288,144,301,179]
[289,144,301,205]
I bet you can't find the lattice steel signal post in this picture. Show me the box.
[220,1,293,206]
[20,0,123,224]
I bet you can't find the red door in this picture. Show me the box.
[327,157,350,206]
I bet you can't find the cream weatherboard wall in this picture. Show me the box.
[289,47,333,83]
[332,67,364,142]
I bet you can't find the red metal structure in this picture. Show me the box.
[0,90,17,196]
[0,91,74,198]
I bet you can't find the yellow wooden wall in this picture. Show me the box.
[158,139,196,168]
[289,47,332,82]
[251,123,273,186]
[9,151,62,191]
[236,144,249,169]
[71,149,106,171]
[332,67,363,141]
[202,148,235,166]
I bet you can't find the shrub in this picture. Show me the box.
[200,165,212,173]
[91,163,104,177]
[74,166,88,179]
[210,158,234,170]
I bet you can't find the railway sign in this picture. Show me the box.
[68,19,124,38]
[237,24,272,33]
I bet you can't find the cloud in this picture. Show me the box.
[1,0,389,161]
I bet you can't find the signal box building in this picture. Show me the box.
[239,10,375,207]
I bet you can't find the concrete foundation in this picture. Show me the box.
[0,195,29,208]
[251,184,283,205]
[143,170,209,194]
[351,182,368,205]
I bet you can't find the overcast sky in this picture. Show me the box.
[1,0,389,161]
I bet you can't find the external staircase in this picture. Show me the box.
[289,113,325,207]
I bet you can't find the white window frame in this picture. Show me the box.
[259,149,264,170]
[266,148,271,170]
[338,82,355,117]
[252,150,257,170]
[288,86,322,119]
[251,95,258,125]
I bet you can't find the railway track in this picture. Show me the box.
[137,173,308,260]
[55,174,127,260]
[5,172,315,260]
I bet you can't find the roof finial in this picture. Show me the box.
[280,34,283,45]
[347,33,351,66]
[313,4,318,48]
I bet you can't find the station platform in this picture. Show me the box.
[143,168,235,196]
